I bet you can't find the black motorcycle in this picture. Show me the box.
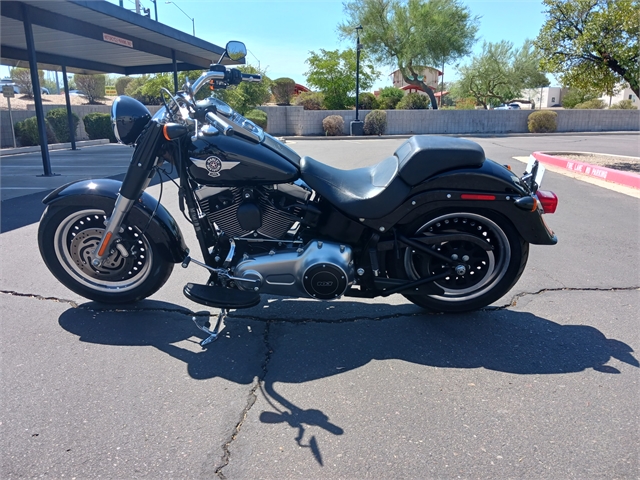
[38,41,558,344]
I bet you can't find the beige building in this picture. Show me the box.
[391,67,441,91]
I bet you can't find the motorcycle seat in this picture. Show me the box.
[394,136,485,186]
[299,155,411,219]
[299,136,485,220]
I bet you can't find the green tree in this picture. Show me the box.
[340,0,479,109]
[213,65,272,114]
[9,67,44,97]
[561,89,598,109]
[457,40,549,109]
[535,0,639,98]
[304,48,379,110]
[377,86,405,109]
[271,77,296,105]
[75,74,106,104]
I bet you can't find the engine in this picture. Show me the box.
[195,182,355,300]
[195,182,310,240]
[233,240,355,300]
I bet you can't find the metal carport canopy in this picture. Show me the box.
[1,0,237,74]
[1,0,241,176]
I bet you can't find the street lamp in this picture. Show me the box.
[351,25,364,136]
[165,1,195,36]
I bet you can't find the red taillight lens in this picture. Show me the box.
[536,190,558,214]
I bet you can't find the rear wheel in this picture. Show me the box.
[38,205,173,304]
[389,211,528,312]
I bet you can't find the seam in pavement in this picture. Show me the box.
[1,286,638,319]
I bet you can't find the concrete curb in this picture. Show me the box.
[0,139,111,156]
[533,151,640,190]
[282,131,640,141]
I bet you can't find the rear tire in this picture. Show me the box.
[388,210,529,312]
[38,205,174,304]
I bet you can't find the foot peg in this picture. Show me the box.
[183,283,260,309]
[192,310,227,346]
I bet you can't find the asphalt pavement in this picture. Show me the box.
[1,134,639,479]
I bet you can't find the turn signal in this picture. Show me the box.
[163,123,188,141]
[536,190,558,214]
[514,196,538,212]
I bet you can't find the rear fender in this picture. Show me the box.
[362,160,557,245]
[42,179,189,263]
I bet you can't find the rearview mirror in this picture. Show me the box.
[225,41,247,61]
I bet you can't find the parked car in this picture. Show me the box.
[68,90,86,96]
[41,87,50,94]
[494,103,521,110]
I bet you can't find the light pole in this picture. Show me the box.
[165,1,195,36]
[355,25,362,121]
[351,25,364,136]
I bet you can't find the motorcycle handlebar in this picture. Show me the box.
[241,73,262,82]
[190,69,261,96]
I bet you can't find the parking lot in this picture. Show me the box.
[1,134,639,479]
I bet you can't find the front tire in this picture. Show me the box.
[388,210,529,312]
[38,205,174,304]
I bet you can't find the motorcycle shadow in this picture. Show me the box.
[58,298,638,466]
[57,297,639,382]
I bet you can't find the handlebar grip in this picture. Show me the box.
[241,73,262,82]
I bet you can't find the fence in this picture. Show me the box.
[258,106,640,137]
[2,104,639,147]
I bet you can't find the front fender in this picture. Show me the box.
[42,179,189,263]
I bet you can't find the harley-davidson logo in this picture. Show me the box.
[190,156,240,177]
[205,156,222,177]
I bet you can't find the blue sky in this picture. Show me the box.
[2,0,553,89]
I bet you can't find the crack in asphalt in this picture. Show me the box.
[214,321,273,480]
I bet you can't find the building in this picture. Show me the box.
[522,87,569,109]
[598,85,638,107]
[391,67,441,91]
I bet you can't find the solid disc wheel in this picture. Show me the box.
[38,205,174,304]
[390,211,529,312]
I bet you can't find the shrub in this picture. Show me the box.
[46,108,79,143]
[377,86,404,109]
[245,109,268,129]
[364,110,387,136]
[115,76,134,96]
[322,115,344,136]
[358,92,379,110]
[14,116,58,146]
[271,77,296,105]
[561,89,597,109]
[574,99,606,109]
[83,112,117,142]
[455,97,477,110]
[294,91,325,110]
[75,74,106,104]
[610,99,638,110]
[527,110,558,133]
[396,92,429,110]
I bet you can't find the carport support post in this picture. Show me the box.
[22,3,53,176]
[61,65,76,150]
[172,49,178,94]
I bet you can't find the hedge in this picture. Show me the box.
[83,112,117,142]
[46,108,79,143]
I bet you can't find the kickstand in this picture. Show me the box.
[192,309,228,346]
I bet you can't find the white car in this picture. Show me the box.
[495,103,521,110]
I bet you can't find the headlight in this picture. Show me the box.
[111,96,151,145]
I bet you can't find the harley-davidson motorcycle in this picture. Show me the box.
[38,42,558,344]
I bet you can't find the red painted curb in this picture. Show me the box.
[532,152,640,189]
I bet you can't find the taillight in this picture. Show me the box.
[536,190,558,214]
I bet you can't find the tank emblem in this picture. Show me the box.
[190,156,240,177]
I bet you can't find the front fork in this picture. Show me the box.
[92,121,165,266]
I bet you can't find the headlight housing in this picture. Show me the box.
[111,96,151,145]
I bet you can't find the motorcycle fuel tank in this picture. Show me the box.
[188,135,299,186]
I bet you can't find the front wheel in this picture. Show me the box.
[38,205,174,304]
[388,211,529,313]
